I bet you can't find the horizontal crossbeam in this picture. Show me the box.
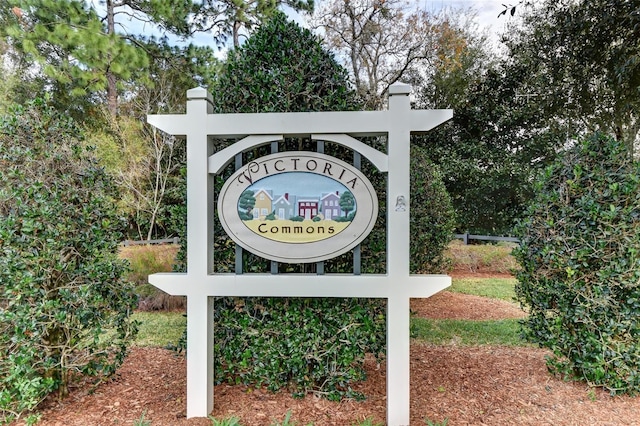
[149,272,450,299]
[148,109,452,138]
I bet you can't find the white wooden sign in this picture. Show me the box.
[218,151,378,263]
[147,83,452,425]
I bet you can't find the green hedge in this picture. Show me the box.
[0,99,138,423]
[170,12,454,402]
[514,133,640,394]
[213,297,385,400]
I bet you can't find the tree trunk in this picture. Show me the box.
[233,20,241,47]
[106,0,117,116]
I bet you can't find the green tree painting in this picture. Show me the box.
[238,190,256,220]
[339,190,355,219]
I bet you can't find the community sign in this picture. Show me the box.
[218,151,378,263]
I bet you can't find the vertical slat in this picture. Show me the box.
[317,140,325,275]
[353,151,362,275]
[271,141,279,274]
[235,152,243,275]
[353,246,361,275]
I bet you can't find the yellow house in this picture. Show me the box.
[252,188,273,219]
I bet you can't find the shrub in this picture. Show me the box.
[214,297,385,400]
[513,133,640,394]
[170,11,453,402]
[168,12,387,401]
[0,99,138,423]
[410,146,456,273]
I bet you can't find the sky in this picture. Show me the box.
[430,0,520,47]
[423,0,510,30]
[247,172,348,199]
[104,0,512,57]
[421,0,512,45]
[157,0,513,54]
[304,0,510,47]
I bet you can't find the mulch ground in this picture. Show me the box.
[410,291,526,321]
[14,274,640,426]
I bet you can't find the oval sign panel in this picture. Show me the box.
[218,152,378,263]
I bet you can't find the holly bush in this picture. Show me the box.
[410,145,456,274]
[513,133,640,394]
[170,11,453,402]
[213,297,385,400]
[0,99,138,423]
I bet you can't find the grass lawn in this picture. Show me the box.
[411,318,524,346]
[133,311,186,347]
[449,277,517,302]
[410,277,526,346]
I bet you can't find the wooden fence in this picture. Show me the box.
[454,233,519,245]
[121,237,180,246]
[122,235,517,246]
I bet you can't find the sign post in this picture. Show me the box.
[147,83,452,425]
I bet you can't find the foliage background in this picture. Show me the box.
[4,0,637,414]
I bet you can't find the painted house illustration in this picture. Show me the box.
[297,197,319,220]
[252,189,273,219]
[273,193,295,220]
[321,191,342,220]
[245,186,353,221]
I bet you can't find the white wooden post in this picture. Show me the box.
[387,83,412,425]
[147,83,453,424]
[185,87,214,417]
